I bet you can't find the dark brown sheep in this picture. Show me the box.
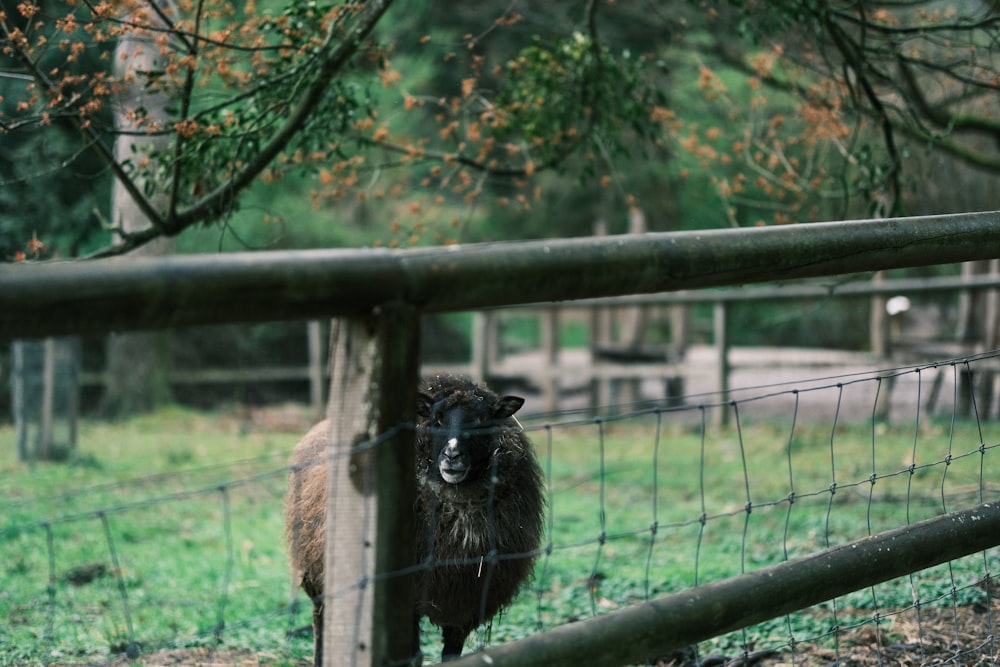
[285,374,545,665]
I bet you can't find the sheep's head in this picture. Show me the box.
[416,389,524,485]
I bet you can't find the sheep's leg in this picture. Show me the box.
[311,598,324,667]
[410,610,424,666]
[441,624,474,661]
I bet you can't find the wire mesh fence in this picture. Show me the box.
[511,349,1000,665]
[4,348,1000,665]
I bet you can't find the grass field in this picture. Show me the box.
[2,402,1000,666]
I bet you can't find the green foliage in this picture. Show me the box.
[0,407,314,665]
[150,4,383,218]
[0,0,115,260]
[494,32,664,169]
[0,126,112,259]
[722,0,826,40]
[728,296,872,349]
[4,0,1000,257]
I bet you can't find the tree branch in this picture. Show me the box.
[84,225,166,259]
[830,6,1000,38]
[897,58,1000,141]
[352,135,534,177]
[0,8,173,236]
[717,5,1000,178]
[167,0,204,222]
[169,0,397,232]
[81,0,397,258]
[821,7,903,215]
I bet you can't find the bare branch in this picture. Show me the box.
[83,224,165,259]
[824,14,902,214]
[830,6,1000,38]
[897,58,1000,140]
[353,135,534,178]
[166,0,206,220]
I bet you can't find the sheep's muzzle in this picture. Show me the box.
[438,437,470,484]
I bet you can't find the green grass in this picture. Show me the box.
[3,406,1000,665]
[485,410,1000,656]
[1,407,313,666]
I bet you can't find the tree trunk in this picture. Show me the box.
[101,2,176,416]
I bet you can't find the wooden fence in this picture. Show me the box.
[449,273,1000,411]
[4,211,1000,666]
[56,273,1000,411]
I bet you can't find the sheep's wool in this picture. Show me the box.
[286,374,545,663]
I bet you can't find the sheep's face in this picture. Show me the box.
[417,391,524,485]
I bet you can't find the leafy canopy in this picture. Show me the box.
[4,1,1000,259]
[1,0,664,257]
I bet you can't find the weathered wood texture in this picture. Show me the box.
[322,317,378,666]
[369,304,420,665]
[4,212,1000,340]
[321,307,420,667]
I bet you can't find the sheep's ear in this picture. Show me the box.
[416,392,434,419]
[494,396,525,419]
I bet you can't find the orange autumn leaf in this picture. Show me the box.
[461,77,476,98]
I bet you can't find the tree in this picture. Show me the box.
[6,1,1000,258]
[714,1,1000,217]
[715,1,1000,414]
[101,0,176,414]
[5,1,1000,414]
[1,0,670,413]
[0,0,669,259]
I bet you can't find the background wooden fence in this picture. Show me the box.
[16,272,999,458]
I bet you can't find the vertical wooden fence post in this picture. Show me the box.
[980,258,1000,418]
[12,342,27,462]
[471,311,491,381]
[714,300,730,428]
[542,308,560,413]
[322,304,421,667]
[322,316,377,667]
[869,271,889,359]
[308,320,325,417]
[371,303,420,664]
[39,337,56,460]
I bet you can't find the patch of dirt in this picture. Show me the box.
[760,605,998,667]
[51,648,270,667]
[47,605,999,666]
[655,605,998,667]
[806,606,989,666]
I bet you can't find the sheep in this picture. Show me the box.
[284,374,545,665]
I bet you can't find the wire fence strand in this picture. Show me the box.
[5,350,1000,664]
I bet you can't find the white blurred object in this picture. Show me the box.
[885,295,911,316]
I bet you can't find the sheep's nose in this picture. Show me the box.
[443,438,460,460]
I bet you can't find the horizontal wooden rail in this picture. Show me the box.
[3,211,1000,340]
[540,273,1000,307]
[449,499,1000,667]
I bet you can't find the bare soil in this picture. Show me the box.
[760,604,998,667]
[50,604,998,666]
[659,605,998,667]
[52,649,265,667]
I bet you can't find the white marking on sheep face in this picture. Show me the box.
[439,437,470,484]
[419,388,525,486]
